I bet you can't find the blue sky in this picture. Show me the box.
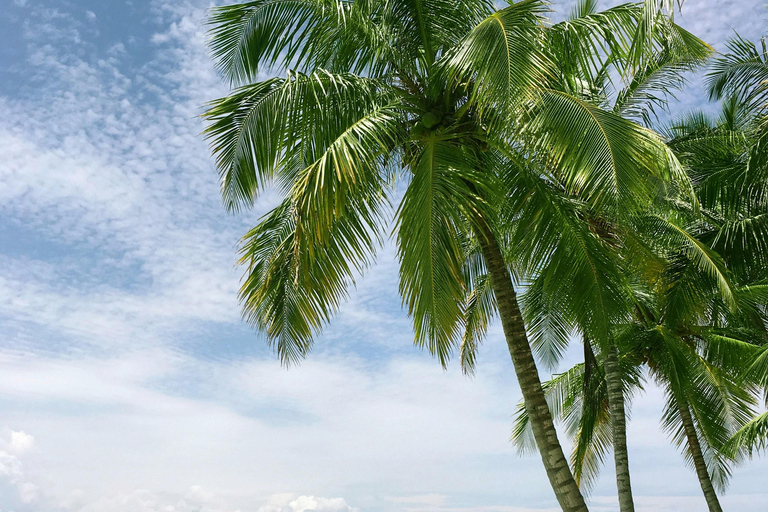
[0,1,767,511]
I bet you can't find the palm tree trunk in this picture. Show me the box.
[603,340,635,512]
[475,220,589,512]
[677,400,724,512]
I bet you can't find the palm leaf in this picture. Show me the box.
[725,411,768,457]
[460,272,496,375]
[526,89,688,213]
[707,34,768,110]
[396,139,487,366]
[444,0,549,125]
[203,71,400,211]
[207,0,351,83]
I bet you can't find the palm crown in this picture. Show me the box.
[202,1,710,510]
[204,0,691,363]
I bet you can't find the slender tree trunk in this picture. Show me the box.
[602,340,635,512]
[475,220,589,512]
[677,400,724,512]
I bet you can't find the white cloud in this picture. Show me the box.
[0,450,24,480]
[0,0,246,353]
[9,431,35,453]
[0,348,526,503]
[259,494,358,512]
[18,480,40,503]
[73,487,224,512]
[0,448,39,505]
[386,495,449,508]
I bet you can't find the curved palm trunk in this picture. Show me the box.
[476,220,589,512]
[677,400,724,512]
[603,341,635,512]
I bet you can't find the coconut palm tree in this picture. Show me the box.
[510,192,764,512]
[629,88,768,511]
[481,3,711,510]
[202,1,687,509]
[511,54,768,510]
[695,31,768,470]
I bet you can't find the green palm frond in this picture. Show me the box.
[460,272,496,375]
[735,283,768,314]
[238,197,380,364]
[660,395,736,492]
[549,2,641,96]
[512,364,588,456]
[744,345,768,388]
[627,0,700,74]
[526,89,687,213]
[615,46,709,126]
[707,34,768,111]
[702,330,764,376]
[567,0,598,20]
[710,214,768,275]
[520,274,574,371]
[396,139,487,366]
[207,0,352,83]
[444,0,549,125]
[725,411,768,457]
[514,182,632,345]
[387,0,495,67]
[638,215,735,311]
[203,71,401,212]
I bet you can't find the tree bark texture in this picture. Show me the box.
[603,340,636,512]
[678,400,724,512]
[475,220,590,512]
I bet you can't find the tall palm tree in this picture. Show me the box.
[513,301,759,512]
[485,3,711,510]
[694,31,768,472]
[512,63,768,511]
[202,1,684,509]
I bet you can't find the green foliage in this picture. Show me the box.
[203,0,768,505]
[204,0,684,367]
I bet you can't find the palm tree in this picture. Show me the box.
[511,55,768,510]
[619,287,759,512]
[507,192,749,512]
[202,1,684,509]
[692,31,768,474]
[486,3,710,510]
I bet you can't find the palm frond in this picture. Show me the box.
[512,364,587,456]
[519,274,574,371]
[526,89,688,213]
[207,0,351,83]
[460,272,496,375]
[701,330,764,376]
[615,46,709,126]
[549,2,641,94]
[203,71,401,212]
[444,0,549,125]
[707,34,768,111]
[639,214,735,311]
[725,411,768,457]
[238,197,381,364]
[396,139,487,366]
[744,345,768,388]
